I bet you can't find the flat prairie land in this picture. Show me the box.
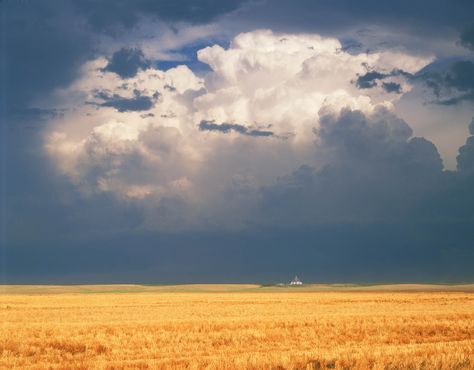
[0,285,473,369]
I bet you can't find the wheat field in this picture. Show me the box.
[0,285,473,369]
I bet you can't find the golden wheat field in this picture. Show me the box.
[0,285,473,369]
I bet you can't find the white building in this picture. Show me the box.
[290,275,303,285]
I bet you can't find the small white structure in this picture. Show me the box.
[290,275,303,285]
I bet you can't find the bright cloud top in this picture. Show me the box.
[45,30,433,230]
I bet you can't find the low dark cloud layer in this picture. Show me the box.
[356,71,387,89]
[5,110,474,284]
[355,68,412,92]
[4,224,474,284]
[199,120,274,137]
[382,82,402,93]
[90,89,157,112]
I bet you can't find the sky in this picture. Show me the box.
[1,0,474,284]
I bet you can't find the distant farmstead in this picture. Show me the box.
[290,276,303,285]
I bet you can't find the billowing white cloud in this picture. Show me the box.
[45,30,433,230]
[195,30,431,141]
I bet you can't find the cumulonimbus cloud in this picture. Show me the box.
[45,30,441,230]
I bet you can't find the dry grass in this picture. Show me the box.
[0,288,473,369]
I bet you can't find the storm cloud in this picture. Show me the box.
[422,60,474,105]
[262,107,445,225]
[103,48,151,79]
[91,89,157,112]
[2,1,474,283]
[0,0,241,122]
[354,68,413,92]
[460,24,474,50]
[457,118,474,172]
[382,82,402,93]
[72,0,245,32]
[199,120,274,137]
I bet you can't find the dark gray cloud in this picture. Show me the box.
[73,0,245,33]
[199,120,274,137]
[354,56,474,104]
[141,113,155,118]
[6,107,67,123]
[382,82,402,93]
[355,68,412,91]
[457,136,474,172]
[90,89,157,112]
[337,38,364,54]
[258,110,474,272]
[439,60,474,95]
[421,60,474,105]
[460,24,474,50]
[456,118,474,172]
[0,0,243,121]
[3,106,474,284]
[355,71,388,89]
[0,1,94,117]
[4,224,473,284]
[262,107,445,225]
[103,48,150,78]
[234,0,474,44]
